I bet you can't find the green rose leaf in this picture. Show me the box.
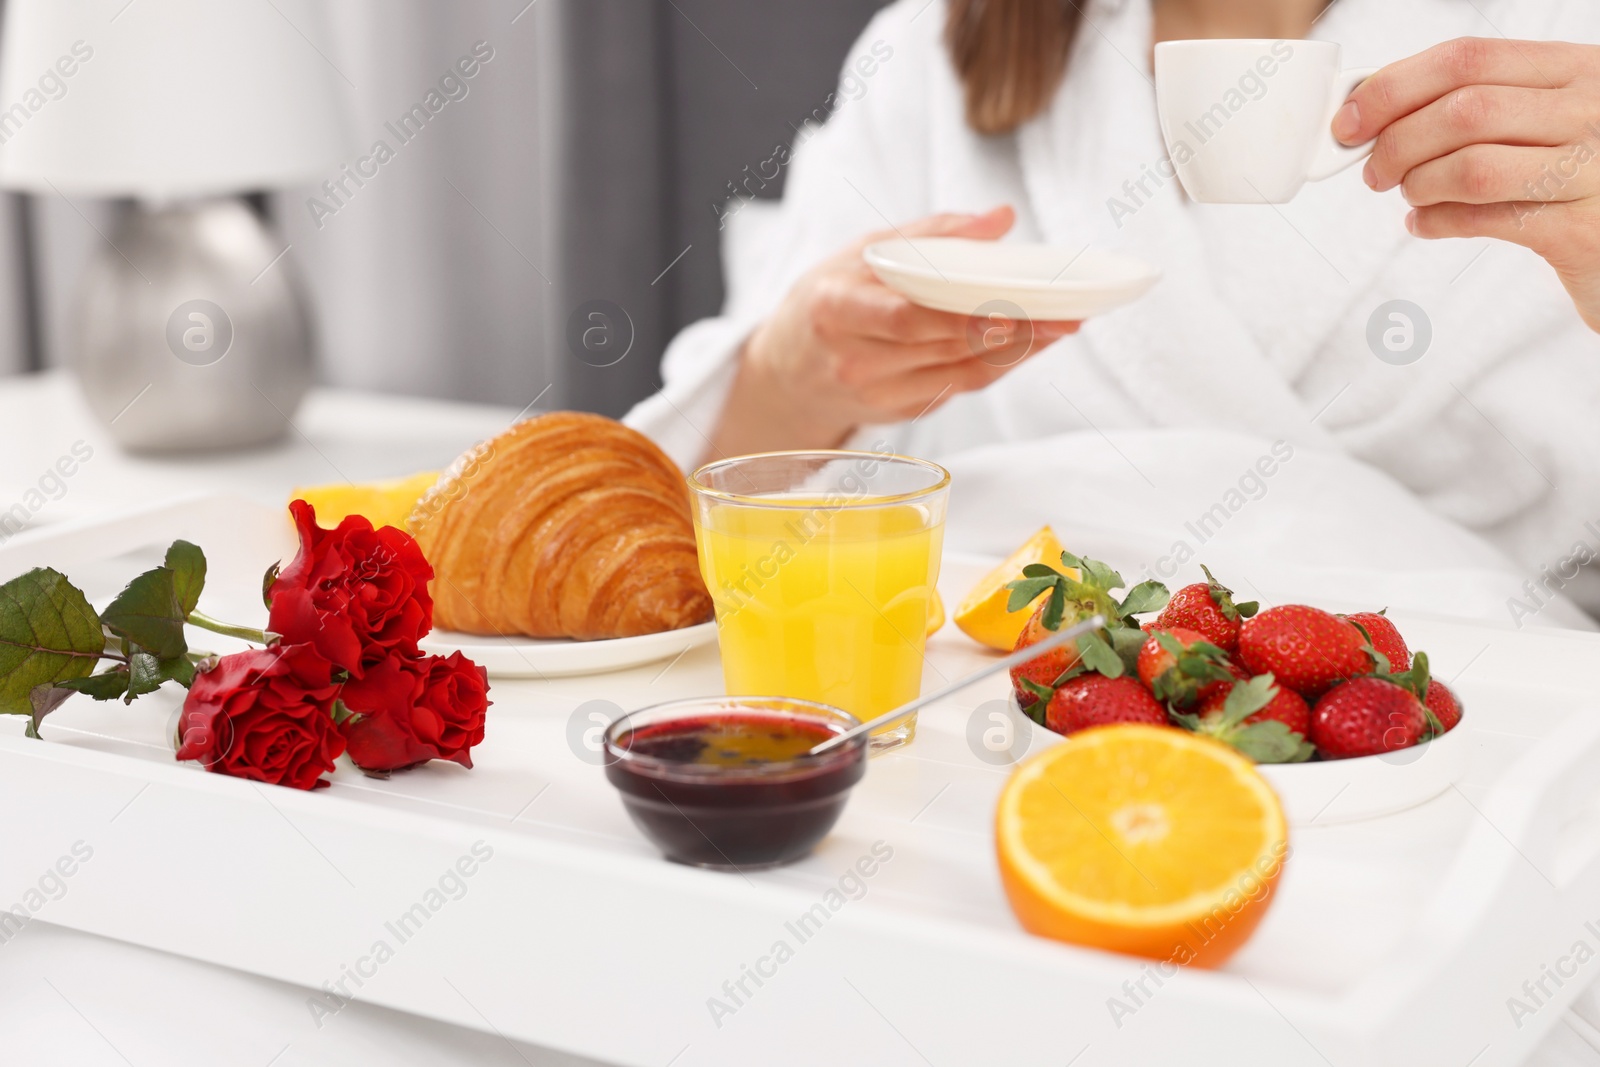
[61,669,132,701]
[101,566,186,660]
[165,540,207,618]
[125,652,164,702]
[0,568,105,717]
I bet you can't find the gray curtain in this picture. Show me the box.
[4,0,889,419]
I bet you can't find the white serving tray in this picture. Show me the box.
[2,495,1599,1067]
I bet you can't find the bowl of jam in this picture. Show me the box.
[603,697,869,870]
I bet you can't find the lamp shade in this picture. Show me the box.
[0,0,355,197]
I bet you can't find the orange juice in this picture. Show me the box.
[694,500,944,740]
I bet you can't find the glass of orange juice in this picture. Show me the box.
[688,451,949,753]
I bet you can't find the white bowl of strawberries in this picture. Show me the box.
[1005,558,1467,826]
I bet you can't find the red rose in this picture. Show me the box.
[175,644,346,790]
[338,652,490,774]
[267,499,434,676]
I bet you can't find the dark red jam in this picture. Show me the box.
[605,710,867,870]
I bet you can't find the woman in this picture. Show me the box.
[626,0,1600,619]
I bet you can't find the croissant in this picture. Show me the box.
[409,412,713,640]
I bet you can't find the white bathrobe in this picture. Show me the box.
[626,0,1600,627]
[625,3,1600,1060]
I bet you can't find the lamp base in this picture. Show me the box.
[71,198,314,453]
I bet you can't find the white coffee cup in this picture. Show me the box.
[1154,39,1377,205]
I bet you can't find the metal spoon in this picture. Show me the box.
[806,614,1108,757]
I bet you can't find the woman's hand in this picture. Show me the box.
[707,206,1080,459]
[1336,37,1600,332]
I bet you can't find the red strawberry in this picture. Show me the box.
[1196,678,1311,737]
[1179,674,1314,763]
[1136,627,1236,708]
[1151,565,1257,653]
[1345,611,1411,672]
[1309,677,1427,759]
[1424,680,1463,733]
[1045,675,1169,736]
[1238,605,1372,697]
[1010,601,1084,709]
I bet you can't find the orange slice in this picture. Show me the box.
[955,526,1072,650]
[290,471,440,532]
[996,724,1287,967]
[926,589,946,637]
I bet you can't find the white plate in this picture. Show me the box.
[864,237,1161,320]
[418,620,718,679]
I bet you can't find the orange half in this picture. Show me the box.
[996,724,1288,967]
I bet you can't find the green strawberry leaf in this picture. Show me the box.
[1019,563,1063,580]
[0,568,105,717]
[164,540,207,618]
[1170,709,1201,731]
[1155,631,1185,657]
[1226,720,1310,763]
[1347,618,1391,674]
[1118,580,1170,619]
[1108,626,1147,674]
[1049,659,1090,688]
[1017,678,1054,725]
[1005,576,1058,613]
[1219,674,1278,729]
[1076,631,1123,678]
[101,566,186,660]
[1389,650,1431,702]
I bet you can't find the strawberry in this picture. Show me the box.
[1011,601,1085,710]
[1045,674,1169,736]
[1151,565,1258,653]
[1135,627,1236,708]
[1309,676,1427,759]
[1195,676,1311,737]
[1175,674,1314,763]
[1006,552,1170,714]
[1424,679,1463,733]
[1238,604,1373,697]
[1345,611,1411,672]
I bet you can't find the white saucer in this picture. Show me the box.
[863,237,1161,320]
[419,621,718,679]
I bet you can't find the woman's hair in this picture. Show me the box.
[946,0,1084,135]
